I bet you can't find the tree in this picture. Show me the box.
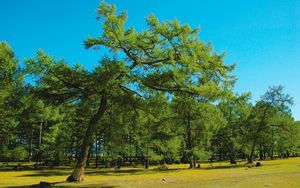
[245,86,293,163]
[0,41,23,160]
[172,95,225,168]
[26,1,234,182]
[217,92,251,164]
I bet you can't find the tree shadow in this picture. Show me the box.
[203,163,246,170]
[85,168,180,176]
[16,170,70,177]
[0,165,72,172]
[2,182,117,188]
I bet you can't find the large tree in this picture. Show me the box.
[26,2,234,182]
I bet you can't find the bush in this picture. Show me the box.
[10,146,27,161]
[0,145,10,161]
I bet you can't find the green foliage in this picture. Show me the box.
[0,2,299,172]
[0,41,23,154]
[10,146,27,161]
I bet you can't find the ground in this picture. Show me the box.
[0,158,300,188]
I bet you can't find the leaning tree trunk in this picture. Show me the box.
[66,94,107,182]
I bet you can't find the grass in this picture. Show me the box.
[0,158,300,187]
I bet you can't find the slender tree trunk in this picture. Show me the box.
[145,121,150,169]
[67,94,107,182]
[248,140,256,163]
[189,161,193,168]
[193,156,196,168]
[28,129,33,162]
[270,147,274,160]
[228,105,236,164]
[95,136,99,168]
[259,145,264,160]
[144,151,149,169]
[129,134,132,165]
[186,114,194,169]
[36,118,43,166]
[229,142,237,164]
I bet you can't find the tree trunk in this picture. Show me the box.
[95,136,99,168]
[270,146,274,160]
[248,141,256,163]
[189,161,193,169]
[28,130,33,162]
[228,106,236,164]
[193,156,196,168]
[144,156,149,169]
[36,118,43,166]
[229,142,237,164]
[248,105,269,163]
[66,94,107,182]
[259,145,264,160]
[86,146,92,167]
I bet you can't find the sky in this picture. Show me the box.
[0,0,299,120]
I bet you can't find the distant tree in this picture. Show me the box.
[0,41,23,160]
[18,90,64,164]
[245,86,293,163]
[217,92,252,164]
[134,93,181,168]
[266,112,297,159]
[172,95,226,168]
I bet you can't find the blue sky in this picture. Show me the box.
[0,0,299,120]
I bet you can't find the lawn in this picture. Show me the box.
[0,158,300,188]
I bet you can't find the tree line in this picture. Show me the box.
[0,1,299,183]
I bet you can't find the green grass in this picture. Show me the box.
[1,158,300,187]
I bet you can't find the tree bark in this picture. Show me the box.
[86,146,92,167]
[248,140,256,163]
[66,94,107,182]
[229,143,237,164]
[95,136,99,168]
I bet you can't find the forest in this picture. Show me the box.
[0,1,299,186]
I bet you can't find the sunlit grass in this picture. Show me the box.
[1,158,300,187]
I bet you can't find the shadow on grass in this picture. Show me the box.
[85,168,180,176]
[3,180,117,188]
[14,167,181,178]
[203,163,246,170]
[0,166,72,172]
[3,184,116,188]
[14,164,251,178]
[16,170,70,177]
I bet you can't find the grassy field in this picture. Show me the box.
[0,158,300,188]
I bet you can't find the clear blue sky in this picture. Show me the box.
[1,0,299,120]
